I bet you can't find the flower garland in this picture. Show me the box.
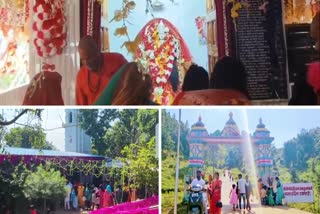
[32,0,67,58]
[136,19,182,105]
[227,0,250,31]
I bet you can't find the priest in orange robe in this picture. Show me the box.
[76,36,127,105]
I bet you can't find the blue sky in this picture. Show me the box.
[166,108,320,148]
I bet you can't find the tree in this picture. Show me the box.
[120,137,158,198]
[5,126,52,150]
[0,109,42,126]
[0,161,31,213]
[23,165,67,214]
[161,110,190,159]
[80,109,158,158]
[78,109,119,155]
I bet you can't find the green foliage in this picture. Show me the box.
[79,109,158,158]
[78,109,119,155]
[276,128,320,213]
[4,126,53,150]
[0,161,31,213]
[119,137,158,198]
[24,165,67,200]
[23,165,67,213]
[161,110,190,159]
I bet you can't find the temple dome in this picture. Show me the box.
[253,118,270,138]
[221,112,240,137]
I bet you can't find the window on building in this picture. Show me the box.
[69,112,73,123]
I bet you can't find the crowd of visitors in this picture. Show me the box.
[63,181,136,212]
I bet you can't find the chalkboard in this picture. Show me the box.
[236,0,288,100]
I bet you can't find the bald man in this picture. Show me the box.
[76,36,127,105]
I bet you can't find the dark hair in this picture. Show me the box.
[275,177,279,180]
[210,57,247,95]
[232,184,236,188]
[182,64,209,91]
[170,62,180,92]
[238,174,242,178]
[214,172,219,178]
[112,62,152,105]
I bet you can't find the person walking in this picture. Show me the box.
[245,175,253,212]
[237,174,246,212]
[229,184,238,211]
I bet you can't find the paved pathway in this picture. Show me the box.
[219,174,313,214]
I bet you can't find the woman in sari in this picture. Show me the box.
[71,186,78,210]
[98,185,104,208]
[210,172,222,214]
[94,62,155,105]
[107,185,115,207]
[275,177,284,205]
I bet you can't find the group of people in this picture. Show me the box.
[23,34,250,106]
[228,173,253,213]
[258,177,285,207]
[190,170,222,214]
[21,11,320,106]
[64,181,133,211]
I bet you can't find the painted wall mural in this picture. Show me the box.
[0,0,29,93]
[195,16,207,45]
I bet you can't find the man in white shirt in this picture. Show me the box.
[190,170,208,214]
[64,181,72,210]
[237,174,246,211]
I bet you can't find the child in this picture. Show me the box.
[229,184,238,211]
[260,185,267,205]
[268,187,275,206]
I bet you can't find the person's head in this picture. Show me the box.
[232,184,236,189]
[210,56,247,95]
[238,174,242,179]
[182,64,209,91]
[78,36,101,71]
[275,177,279,181]
[258,178,262,182]
[245,175,249,180]
[214,172,219,179]
[196,170,202,180]
[112,62,153,105]
[208,174,213,182]
[311,12,320,52]
[99,184,104,190]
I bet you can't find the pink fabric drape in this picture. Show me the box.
[90,196,159,214]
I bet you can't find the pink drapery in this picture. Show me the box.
[90,196,159,214]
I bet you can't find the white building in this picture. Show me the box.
[64,109,91,154]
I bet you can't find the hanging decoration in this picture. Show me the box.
[110,0,138,54]
[0,0,27,26]
[32,0,67,58]
[227,0,250,32]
